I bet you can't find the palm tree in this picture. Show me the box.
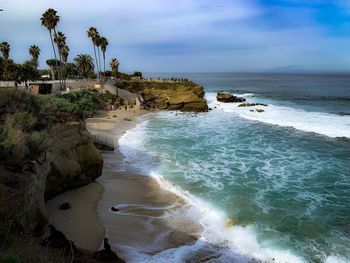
[74,54,94,79]
[60,45,69,85]
[61,45,69,63]
[100,37,108,77]
[54,31,67,83]
[40,8,60,83]
[29,45,41,68]
[95,36,102,79]
[110,58,119,77]
[87,27,100,78]
[0,41,10,59]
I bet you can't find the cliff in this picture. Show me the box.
[0,121,103,233]
[117,80,209,112]
[0,88,115,262]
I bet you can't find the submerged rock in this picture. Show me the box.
[216,92,246,103]
[238,103,268,107]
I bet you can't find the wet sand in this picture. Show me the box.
[46,108,200,260]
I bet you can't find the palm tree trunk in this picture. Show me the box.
[93,44,99,80]
[53,28,65,90]
[97,47,102,81]
[49,30,59,82]
[103,52,106,79]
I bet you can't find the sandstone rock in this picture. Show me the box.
[142,85,208,112]
[0,121,103,234]
[216,92,246,103]
[116,80,208,112]
[45,122,103,200]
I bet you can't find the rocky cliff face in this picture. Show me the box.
[0,121,103,233]
[117,80,209,112]
[45,122,103,199]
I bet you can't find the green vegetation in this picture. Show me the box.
[0,88,119,169]
[74,54,95,79]
[29,45,41,68]
[110,58,119,77]
[56,88,121,117]
[0,222,13,249]
[133,71,143,78]
[0,57,40,82]
[1,254,20,263]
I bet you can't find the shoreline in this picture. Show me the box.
[46,108,147,251]
[46,107,201,261]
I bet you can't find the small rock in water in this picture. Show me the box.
[216,92,246,103]
[238,103,268,107]
[256,109,265,113]
[111,207,119,212]
[224,216,237,227]
[123,118,132,121]
[59,202,71,210]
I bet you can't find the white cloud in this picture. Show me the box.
[0,0,349,71]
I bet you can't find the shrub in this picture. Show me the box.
[0,222,13,249]
[1,254,20,263]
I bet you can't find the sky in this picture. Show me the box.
[0,0,349,72]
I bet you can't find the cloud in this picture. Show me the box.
[0,0,349,72]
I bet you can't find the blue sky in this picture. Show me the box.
[0,0,349,72]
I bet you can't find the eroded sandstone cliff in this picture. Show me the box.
[117,80,209,112]
[0,121,103,233]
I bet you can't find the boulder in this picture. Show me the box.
[216,93,246,103]
[45,122,103,200]
[142,84,208,112]
[238,103,268,107]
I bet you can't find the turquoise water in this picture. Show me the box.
[121,73,350,262]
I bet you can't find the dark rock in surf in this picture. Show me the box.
[111,207,119,212]
[238,103,268,107]
[216,92,246,103]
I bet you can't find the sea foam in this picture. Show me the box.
[118,121,307,263]
[206,93,350,138]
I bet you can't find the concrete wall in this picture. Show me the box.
[0,81,15,87]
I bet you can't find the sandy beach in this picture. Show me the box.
[46,107,200,260]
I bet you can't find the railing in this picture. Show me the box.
[0,81,15,87]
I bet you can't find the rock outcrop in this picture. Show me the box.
[0,121,103,233]
[216,92,246,103]
[117,80,208,112]
[45,122,103,199]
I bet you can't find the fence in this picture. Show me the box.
[0,81,15,87]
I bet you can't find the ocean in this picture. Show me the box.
[119,73,350,263]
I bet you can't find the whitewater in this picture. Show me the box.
[118,73,350,263]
